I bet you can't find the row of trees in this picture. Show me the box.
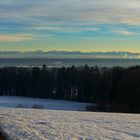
[0,65,140,113]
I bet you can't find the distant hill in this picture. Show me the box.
[0,50,139,58]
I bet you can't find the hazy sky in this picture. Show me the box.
[0,0,140,52]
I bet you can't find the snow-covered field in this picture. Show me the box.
[1,109,140,140]
[0,96,90,111]
[0,96,140,140]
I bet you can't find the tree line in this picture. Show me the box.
[0,64,140,113]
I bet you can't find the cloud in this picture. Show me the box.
[1,0,140,26]
[0,0,140,46]
[111,29,137,36]
[0,34,33,42]
[21,0,140,25]
[78,37,102,40]
[31,26,99,33]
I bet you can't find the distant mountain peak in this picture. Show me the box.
[0,50,139,58]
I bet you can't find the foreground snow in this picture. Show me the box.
[0,109,140,140]
[0,96,90,111]
[0,96,140,140]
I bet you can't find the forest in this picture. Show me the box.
[0,64,140,113]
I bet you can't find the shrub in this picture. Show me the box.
[86,104,98,111]
[32,104,44,109]
[16,103,27,108]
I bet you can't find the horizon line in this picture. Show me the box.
[0,50,139,53]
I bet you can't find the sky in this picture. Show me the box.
[0,0,140,52]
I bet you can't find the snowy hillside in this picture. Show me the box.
[0,96,140,140]
[0,96,90,111]
[0,109,140,140]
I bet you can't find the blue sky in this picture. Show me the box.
[0,0,140,52]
